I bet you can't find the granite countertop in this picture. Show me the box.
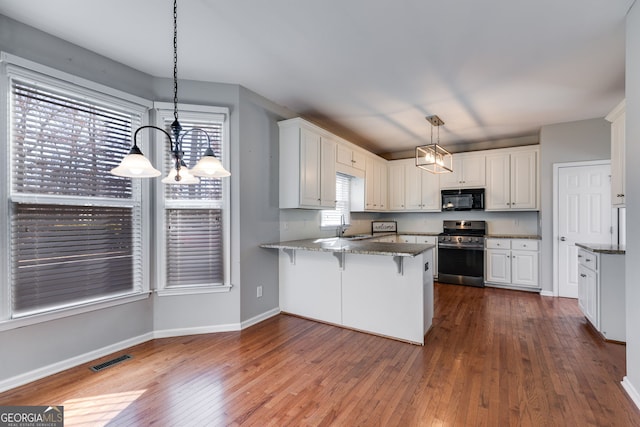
[260,237,434,257]
[576,243,626,255]
[485,234,542,240]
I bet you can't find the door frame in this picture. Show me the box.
[552,160,611,297]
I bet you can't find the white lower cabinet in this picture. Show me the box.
[577,248,625,342]
[485,239,539,290]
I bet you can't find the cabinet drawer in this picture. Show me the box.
[511,240,538,251]
[486,239,511,249]
[578,249,598,270]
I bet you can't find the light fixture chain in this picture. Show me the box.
[173,0,179,122]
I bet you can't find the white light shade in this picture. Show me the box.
[416,144,453,174]
[111,153,161,178]
[161,166,200,184]
[191,155,231,178]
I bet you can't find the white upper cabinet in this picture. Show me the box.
[389,159,440,211]
[337,144,366,172]
[606,99,625,207]
[279,118,337,209]
[388,161,406,210]
[364,156,388,211]
[485,146,539,211]
[439,152,486,189]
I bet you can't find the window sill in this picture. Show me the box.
[155,284,233,297]
[0,292,152,332]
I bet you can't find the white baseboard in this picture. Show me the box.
[153,322,242,339]
[0,332,154,394]
[540,290,555,297]
[622,376,640,410]
[241,308,280,329]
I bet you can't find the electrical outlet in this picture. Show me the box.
[257,285,263,298]
[283,222,289,230]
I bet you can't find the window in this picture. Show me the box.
[321,173,351,228]
[4,60,149,319]
[154,104,230,294]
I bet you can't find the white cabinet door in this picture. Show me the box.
[439,157,464,188]
[336,144,366,171]
[485,153,511,210]
[299,127,322,206]
[320,138,337,207]
[388,162,406,210]
[404,162,423,210]
[440,153,485,188]
[365,156,376,210]
[511,250,539,288]
[420,169,440,211]
[578,264,598,328]
[486,249,511,284]
[607,100,625,207]
[460,154,486,187]
[510,150,537,210]
[378,160,388,210]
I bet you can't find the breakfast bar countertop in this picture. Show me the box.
[260,237,434,257]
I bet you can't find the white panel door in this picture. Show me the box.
[557,163,611,298]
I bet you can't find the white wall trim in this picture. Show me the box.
[540,290,555,297]
[552,160,610,297]
[241,308,281,330]
[622,376,640,410]
[153,323,242,339]
[0,332,154,394]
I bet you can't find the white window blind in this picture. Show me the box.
[157,108,229,291]
[321,173,351,227]
[9,75,144,317]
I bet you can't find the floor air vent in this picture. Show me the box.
[90,354,132,372]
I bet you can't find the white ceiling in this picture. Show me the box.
[0,0,633,154]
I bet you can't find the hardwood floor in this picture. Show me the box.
[1,283,638,426]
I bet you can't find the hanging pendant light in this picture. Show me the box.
[416,115,453,174]
[110,0,230,183]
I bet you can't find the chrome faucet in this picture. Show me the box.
[337,215,349,238]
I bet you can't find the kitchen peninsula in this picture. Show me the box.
[260,238,434,345]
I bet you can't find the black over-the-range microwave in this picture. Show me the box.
[441,188,485,211]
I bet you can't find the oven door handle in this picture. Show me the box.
[438,244,484,250]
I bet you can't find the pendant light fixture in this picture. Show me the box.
[415,115,453,174]
[111,0,230,183]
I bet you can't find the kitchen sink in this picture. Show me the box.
[313,237,351,248]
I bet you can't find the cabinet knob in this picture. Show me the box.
[578,254,583,258]
[580,273,587,278]
[586,259,592,262]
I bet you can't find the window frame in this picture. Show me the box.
[321,173,352,229]
[0,52,153,330]
[153,102,232,296]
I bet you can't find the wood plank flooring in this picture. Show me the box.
[1,283,639,426]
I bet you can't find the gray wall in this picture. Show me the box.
[0,15,155,382]
[624,0,640,402]
[539,118,611,293]
[0,15,287,385]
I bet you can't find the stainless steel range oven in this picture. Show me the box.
[438,220,486,287]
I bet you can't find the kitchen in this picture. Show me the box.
[0,1,638,423]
